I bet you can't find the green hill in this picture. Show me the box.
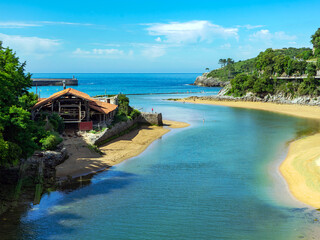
[207,47,312,82]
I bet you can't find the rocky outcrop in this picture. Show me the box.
[188,88,320,106]
[0,146,68,216]
[25,146,68,181]
[193,73,229,87]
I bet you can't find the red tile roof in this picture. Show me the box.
[32,88,117,114]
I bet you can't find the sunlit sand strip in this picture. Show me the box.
[177,98,320,120]
[56,120,189,179]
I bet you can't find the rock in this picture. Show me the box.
[217,84,231,96]
[188,85,320,106]
[193,73,229,87]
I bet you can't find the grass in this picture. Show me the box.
[89,127,107,134]
[87,144,104,155]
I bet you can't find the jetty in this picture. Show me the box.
[31,77,78,86]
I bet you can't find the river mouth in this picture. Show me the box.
[3,72,320,239]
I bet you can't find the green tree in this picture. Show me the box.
[311,28,320,50]
[256,48,276,75]
[226,58,234,65]
[117,94,130,116]
[306,63,317,76]
[316,58,320,70]
[218,59,226,68]
[273,55,290,75]
[0,42,38,165]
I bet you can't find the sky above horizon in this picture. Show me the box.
[0,0,319,73]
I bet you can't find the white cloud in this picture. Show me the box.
[155,37,162,42]
[141,45,166,58]
[39,21,93,26]
[220,43,231,49]
[0,33,60,55]
[0,21,94,28]
[237,24,265,30]
[0,22,41,28]
[145,20,238,44]
[73,48,127,58]
[274,31,297,41]
[250,29,296,42]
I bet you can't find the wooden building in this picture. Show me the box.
[32,88,117,129]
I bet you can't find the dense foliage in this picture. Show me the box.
[0,42,64,167]
[114,94,141,123]
[207,47,313,81]
[208,29,320,98]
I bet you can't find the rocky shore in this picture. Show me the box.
[0,145,68,216]
[189,84,320,106]
[193,72,229,87]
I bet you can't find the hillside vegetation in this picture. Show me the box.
[0,42,64,167]
[206,28,320,98]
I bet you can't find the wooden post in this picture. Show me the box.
[86,101,90,121]
[79,101,81,121]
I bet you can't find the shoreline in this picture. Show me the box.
[56,120,190,179]
[175,97,320,120]
[280,133,320,208]
[175,96,320,208]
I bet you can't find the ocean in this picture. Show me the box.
[2,73,320,239]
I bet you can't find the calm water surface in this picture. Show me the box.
[2,74,320,239]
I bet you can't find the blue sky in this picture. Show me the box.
[0,0,319,73]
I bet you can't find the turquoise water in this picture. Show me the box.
[3,74,320,239]
[31,73,218,98]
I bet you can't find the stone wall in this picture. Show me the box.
[91,112,163,145]
[140,112,163,126]
[93,118,139,145]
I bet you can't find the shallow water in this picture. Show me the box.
[2,74,320,239]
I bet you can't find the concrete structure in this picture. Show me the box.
[32,78,78,86]
[86,112,163,145]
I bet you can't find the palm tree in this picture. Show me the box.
[226,58,234,65]
[205,67,210,72]
[218,59,226,68]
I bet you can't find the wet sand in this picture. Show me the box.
[280,133,320,208]
[56,120,189,179]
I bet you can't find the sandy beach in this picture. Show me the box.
[177,97,320,208]
[280,133,320,208]
[177,98,320,120]
[56,120,190,179]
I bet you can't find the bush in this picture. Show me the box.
[114,112,130,123]
[40,132,62,150]
[130,109,141,119]
[117,94,130,116]
[48,113,65,133]
[0,133,21,166]
[87,144,103,154]
[306,63,317,76]
[316,58,320,70]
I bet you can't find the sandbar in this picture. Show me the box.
[56,120,189,179]
[176,96,320,208]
